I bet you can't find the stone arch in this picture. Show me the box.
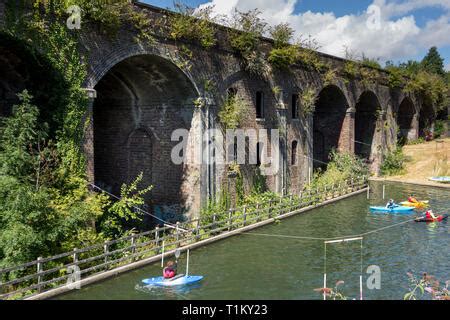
[397,97,417,143]
[355,91,380,159]
[93,54,200,222]
[313,85,349,169]
[85,45,201,96]
[419,102,436,138]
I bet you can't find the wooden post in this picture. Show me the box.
[243,206,247,226]
[256,203,261,221]
[155,226,160,253]
[104,242,109,270]
[195,220,201,242]
[131,235,136,261]
[228,209,233,231]
[73,248,78,268]
[37,257,43,293]
[351,178,354,192]
[268,200,273,218]
[176,222,180,248]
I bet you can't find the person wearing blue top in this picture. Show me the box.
[386,199,397,209]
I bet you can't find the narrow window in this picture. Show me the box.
[256,142,262,166]
[233,136,238,163]
[291,141,298,165]
[256,91,264,119]
[292,94,299,119]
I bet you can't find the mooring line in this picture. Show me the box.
[240,217,419,242]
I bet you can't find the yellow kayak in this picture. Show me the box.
[400,201,429,208]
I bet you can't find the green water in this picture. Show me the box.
[57,182,449,300]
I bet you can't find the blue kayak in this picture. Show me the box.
[370,206,415,213]
[142,275,203,287]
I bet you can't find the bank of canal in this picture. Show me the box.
[57,181,449,300]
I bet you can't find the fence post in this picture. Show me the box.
[131,235,136,261]
[243,206,247,226]
[256,203,261,221]
[195,220,201,242]
[104,242,109,271]
[228,209,233,231]
[176,222,180,248]
[268,200,273,218]
[155,226,160,253]
[37,257,43,293]
[351,178,354,192]
[212,214,217,231]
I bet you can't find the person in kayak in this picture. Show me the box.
[386,199,397,209]
[408,194,419,203]
[425,210,438,220]
[163,261,177,279]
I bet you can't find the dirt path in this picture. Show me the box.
[372,138,450,189]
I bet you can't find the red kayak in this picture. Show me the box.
[415,214,448,223]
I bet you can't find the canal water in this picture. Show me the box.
[58,182,449,300]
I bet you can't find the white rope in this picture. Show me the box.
[89,183,188,232]
[240,216,419,242]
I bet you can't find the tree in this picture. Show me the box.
[421,47,445,77]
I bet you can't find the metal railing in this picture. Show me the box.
[0,177,367,300]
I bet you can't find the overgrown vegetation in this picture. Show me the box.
[380,146,407,176]
[168,2,217,49]
[218,95,250,129]
[0,1,155,267]
[228,9,269,76]
[300,86,317,115]
[308,151,369,190]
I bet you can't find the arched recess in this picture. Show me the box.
[93,54,199,221]
[419,103,436,137]
[313,85,349,169]
[355,91,380,160]
[0,33,64,132]
[397,97,416,143]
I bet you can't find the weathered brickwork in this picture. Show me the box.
[0,2,442,220]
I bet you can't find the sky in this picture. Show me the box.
[142,0,450,69]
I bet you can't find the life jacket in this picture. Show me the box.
[408,197,417,203]
[163,267,176,279]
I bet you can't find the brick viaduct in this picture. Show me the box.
[0,2,440,221]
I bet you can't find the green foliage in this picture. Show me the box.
[385,65,405,88]
[218,95,249,129]
[404,70,449,112]
[361,55,382,69]
[434,120,446,138]
[228,9,269,76]
[380,147,406,176]
[308,151,369,190]
[268,46,299,70]
[343,61,359,80]
[300,86,317,115]
[101,173,153,237]
[270,23,294,49]
[421,46,446,78]
[323,68,338,86]
[0,94,109,266]
[169,2,217,49]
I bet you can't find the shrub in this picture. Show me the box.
[169,2,217,49]
[218,95,249,129]
[308,151,369,190]
[268,46,299,70]
[300,86,317,115]
[380,147,406,176]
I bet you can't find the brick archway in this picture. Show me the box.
[313,85,349,169]
[92,54,201,223]
[355,91,380,160]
